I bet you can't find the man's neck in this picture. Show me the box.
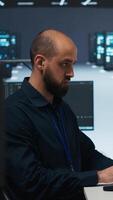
[28,74,54,104]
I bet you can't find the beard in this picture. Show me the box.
[43,69,69,98]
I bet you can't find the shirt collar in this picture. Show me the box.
[21,77,62,108]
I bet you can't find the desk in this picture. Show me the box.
[84,186,113,200]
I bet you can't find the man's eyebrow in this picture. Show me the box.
[61,59,76,63]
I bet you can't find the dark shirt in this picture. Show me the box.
[5,78,113,200]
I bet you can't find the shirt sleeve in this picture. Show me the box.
[5,104,98,200]
[79,130,113,171]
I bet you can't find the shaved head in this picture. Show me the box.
[29,29,77,101]
[30,29,76,66]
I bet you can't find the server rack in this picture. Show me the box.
[95,32,105,66]
[88,33,96,63]
[104,32,113,70]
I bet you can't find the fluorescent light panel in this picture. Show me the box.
[17,1,34,6]
[0,1,5,6]
[51,2,68,6]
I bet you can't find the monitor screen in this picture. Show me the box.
[63,81,94,130]
[0,30,19,60]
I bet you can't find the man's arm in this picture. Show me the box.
[98,166,113,184]
[79,130,113,170]
[79,130,113,184]
[64,102,113,171]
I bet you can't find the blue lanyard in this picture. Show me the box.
[51,107,74,172]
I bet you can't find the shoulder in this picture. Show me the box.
[5,88,30,124]
[5,87,29,110]
[5,89,33,133]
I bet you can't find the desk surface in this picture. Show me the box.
[84,186,113,200]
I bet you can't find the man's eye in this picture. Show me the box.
[61,62,70,68]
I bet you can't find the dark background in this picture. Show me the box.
[0,7,113,62]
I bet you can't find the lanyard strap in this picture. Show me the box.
[51,107,74,172]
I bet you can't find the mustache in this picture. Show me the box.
[64,77,71,81]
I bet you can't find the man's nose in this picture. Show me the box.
[66,66,74,78]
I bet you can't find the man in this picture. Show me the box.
[5,29,113,200]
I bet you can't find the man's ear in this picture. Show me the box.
[34,55,45,70]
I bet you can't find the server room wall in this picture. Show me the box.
[0,7,113,62]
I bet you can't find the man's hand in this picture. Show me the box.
[97,166,113,183]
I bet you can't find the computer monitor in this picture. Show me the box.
[63,81,94,130]
[4,79,94,130]
[0,30,20,77]
[0,30,19,60]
